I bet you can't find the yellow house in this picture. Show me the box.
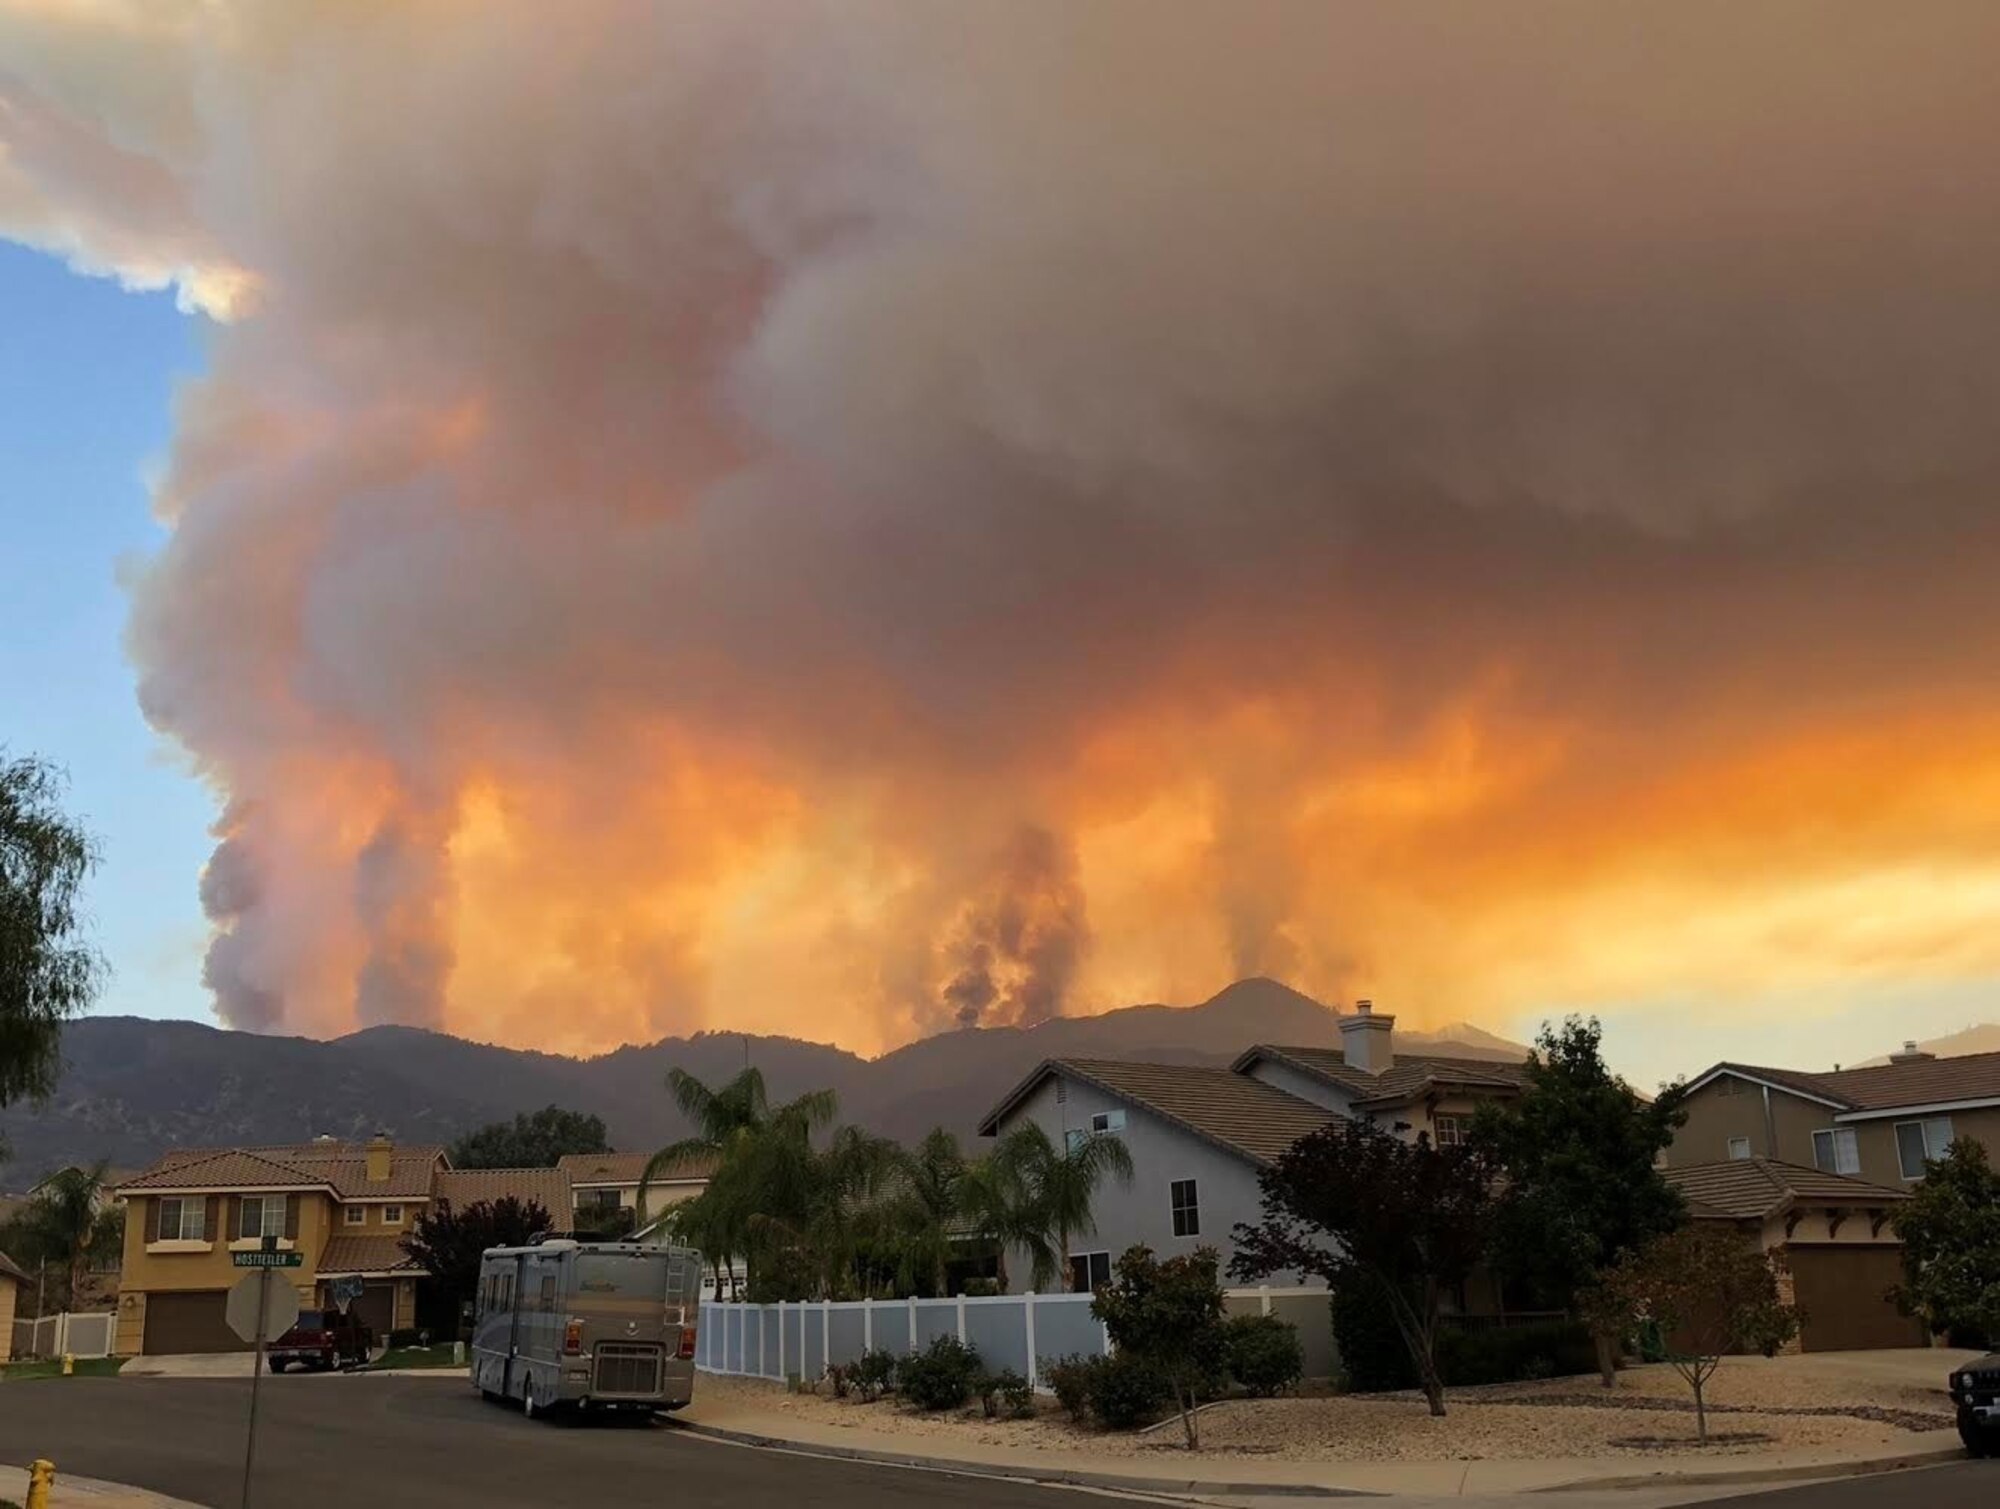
[0,1250,27,1361]
[114,1135,444,1355]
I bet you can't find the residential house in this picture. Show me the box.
[0,1250,26,1361]
[556,1151,713,1238]
[977,1001,1529,1293]
[1661,1158,1926,1353]
[1669,1044,2000,1188]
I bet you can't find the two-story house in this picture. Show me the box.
[976,1001,1529,1293]
[555,1151,713,1239]
[1668,1044,2000,1187]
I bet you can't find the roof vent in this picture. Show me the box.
[1889,1041,1936,1065]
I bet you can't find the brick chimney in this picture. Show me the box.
[1339,998,1395,1075]
[365,1130,394,1183]
[1889,1040,1936,1065]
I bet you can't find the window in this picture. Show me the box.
[237,1195,284,1240]
[381,1204,404,1225]
[1895,1117,1955,1180]
[1068,1251,1111,1293]
[1433,1115,1466,1147]
[1727,1137,1752,1160]
[344,1205,366,1226]
[540,1274,557,1312]
[582,1188,622,1211]
[1089,1109,1126,1135]
[156,1196,205,1242]
[1812,1127,1860,1176]
[1170,1179,1200,1237]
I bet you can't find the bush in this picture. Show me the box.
[1330,1283,1417,1392]
[386,1328,429,1349]
[1085,1350,1169,1430]
[824,1362,852,1398]
[1043,1353,1094,1423]
[1223,1313,1304,1397]
[851,1348,898,1402]
[899,1335,984,1412]
[976,1367,1034,1419]
[1436,1320,1596,1387]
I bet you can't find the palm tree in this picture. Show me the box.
[996,1122,1135,1289]
[889,1128,966,1297]
[17,1161,118,1309]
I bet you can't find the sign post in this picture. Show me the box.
[227,1238,301,1509]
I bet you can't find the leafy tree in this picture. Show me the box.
[447,1105,610,1169]
[0,1162,124,1314]
[1582,1225,1800,1443]
[400,1196,553,1319]
[1,758,104,1158]
[1892,1139,2000,1343]
[1231,1117,1494,1416]
[1471,1017,1688,1383]
[888,1127,968,1297]
[1092,1244,1228,1448]
[956,1140,1050,1293]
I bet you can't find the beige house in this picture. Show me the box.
[1670,1045,2000,1188]
[556,1151,711,1237]
[0,1250,26,1361]
[1662,1157,1924,1353]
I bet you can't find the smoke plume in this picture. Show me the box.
[7,2,2000,1052]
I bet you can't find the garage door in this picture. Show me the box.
[1784,1245,1928,1352]
[352,1282,395,1340]
[143,1291,248,1355]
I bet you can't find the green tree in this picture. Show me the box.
[1,758,105,1157]
[1471,1017,1688,1383]
[1092,1244,1228,1448]
[400,1196,553,1322]
[1891,1139,2000,1343]
[956,1142,1049,1293]
[447,1105,610,1168]
[1,1162,124,1313]
[991,1122,1135,1288]
[885,1127,968,1297]
[1582,1224,1800,1443]
[1231,1118,1494,1417]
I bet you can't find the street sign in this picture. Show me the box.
[330,1275,365,1313]
[232,1249,303,1269]
[226,1269,300,1346]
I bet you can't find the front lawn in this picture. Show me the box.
[0,1357,127,1382]
[362,1345,464,1371]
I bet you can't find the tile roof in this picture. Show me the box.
[121,1143,444,1199]
[557,1151,717,1184]
[0,1249,29,1285]
[1701,1052,2000,1115]
[983,1058,1337,1165]
[1662,1159,1910,1222]
[1238,1044,1531,1105]
[316,1234,421,1276]
[434,1167,572,1214]
[119,1150,338,1193]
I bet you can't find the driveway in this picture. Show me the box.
[0,1375,1104,1509]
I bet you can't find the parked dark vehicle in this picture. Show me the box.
[1949,1352,2000,1457]
[269,1309,374,1372]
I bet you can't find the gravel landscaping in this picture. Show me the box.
[689,1353,1960,1463]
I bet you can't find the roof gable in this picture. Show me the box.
[1662,1158,1909,1221]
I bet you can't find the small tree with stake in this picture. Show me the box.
[1091,1244,1227,1449]
[1230,1118,1494,1417]
[1582,1225,1800,1444]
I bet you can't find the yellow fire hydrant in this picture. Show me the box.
[26,1459,56,1509]
[60,1353,74,1376]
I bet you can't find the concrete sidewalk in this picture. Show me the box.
[671,1389,1965,1501]
[9,1466,205,1509]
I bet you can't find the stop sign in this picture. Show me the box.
[226,1271,300,1346]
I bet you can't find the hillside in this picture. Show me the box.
[0,979,1523,1184]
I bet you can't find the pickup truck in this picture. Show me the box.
[1949,1352,2000,1456]
[268,1308,374,1372]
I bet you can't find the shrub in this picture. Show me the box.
[851,1348,898,1402]
[1223,1313,1304,1397]
[1085,1350,1169,1430]
[899,1335,984,1412]
[1043,1354,1095,1423]
[386,1328,428,1350]
[823,1363,852,1398]
[1330,1283,1417,1392]
[975,1367,1034,1419]
[1436,1320,1597,1387]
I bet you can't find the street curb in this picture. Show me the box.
[672,1417,1969,1501]
[667,1418,1375,1497]
[1538,1443,1968,1493]
[17,1470,208,1509]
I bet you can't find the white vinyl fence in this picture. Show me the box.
[9,1310,116,1361]
[697,1285,1335,1391]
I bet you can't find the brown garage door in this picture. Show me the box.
[143,1291,248,1354]
[1785,1245,1928,1352]
[352,1282,395,1340]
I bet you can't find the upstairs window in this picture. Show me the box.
[1088,1109,1126,1136]
[1170,1179,1200,1237]
[1895,1117,1955,1180]
[156,1196,205,1242]
[237,1195,285,1240]
[345,1205,367,1227]
[1432,1114,1467,1147]
[381,1205,404,1225]
[1812,1127,1860,1176]
[1727,1137,1752,1160]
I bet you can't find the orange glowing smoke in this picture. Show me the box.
[6,2,2000,1052]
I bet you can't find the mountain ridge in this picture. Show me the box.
[0,978,1524,1185]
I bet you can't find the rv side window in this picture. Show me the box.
[541,1274,557,1311]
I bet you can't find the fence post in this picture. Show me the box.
[907,1294,918,1354]
[863,1295,873,1352]
[737,1302,746,1374]
[956,1294,967,1344]
[777,1300,786,1381]
[1260,1284,1272,1317]
[1023,1292,1037,1392]
[822,1299,830,1372]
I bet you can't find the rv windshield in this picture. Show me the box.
[576,1251,668,1304]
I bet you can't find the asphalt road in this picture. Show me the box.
[1713,1461,1994,1505]
[0,1375,1093,1509]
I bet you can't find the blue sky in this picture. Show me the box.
[1,242,213,1027]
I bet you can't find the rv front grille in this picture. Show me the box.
[593,1341,663,1397]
